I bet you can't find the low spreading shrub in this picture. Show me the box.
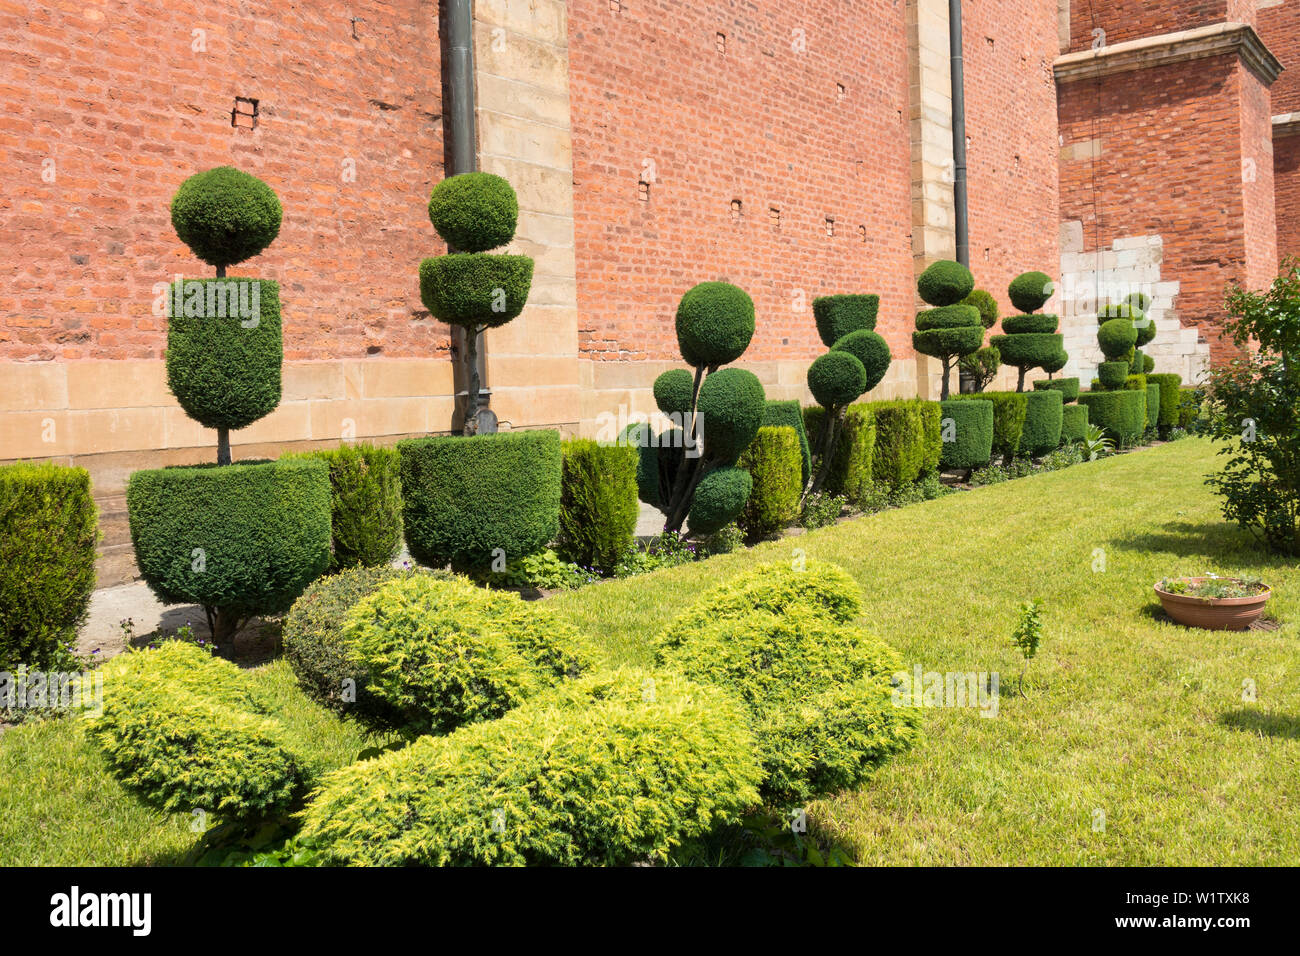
[939,398,994,470]
[799,492,846,530]
[657,604,921,804]
[1018,389,1064,458]
[948,392,1028,464]
[127,459,332,645]
[342,574,590,733]
[399,430,561,571]
[0,463,98,670]
[290,444,401,572]
[738,426,802,541]
[557,439,637,574]
[1077,389,1146,443]
[86,641,309,818]
[297,668,763,866]
[1061,403,1091,444]
[803,405,876,505]
[762,400,813,487]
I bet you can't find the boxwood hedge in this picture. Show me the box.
[289,444,402,572]
[1061,402,1091,444]
[762,399,812,486]
[558,439,638,574]
[1018,389,1064,457]
[1078,389,1146,442]
[1145,373,1183,428]
[738,426,802,541]
[803,404,876,506]
[1033,377,1080,403]
[948,392,1028,463]
[866,398,933,489]
[399,430,561,571]
[939,398,994,470]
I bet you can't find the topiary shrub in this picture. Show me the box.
[86,641,310,818]
[939,398,994,471]
[1145,373,1183,431]
[170,166,282,271]
[803,405,876,507]
[1097,316,1139,359]
[990,270,1063,392]
[1061,403,1091,444]
[297,668,762,866]
[638,282,766,534]
[959,344,1002,393]
[913,261,982,399]
[0,463,98,671]
[738,426,802,541]
[656,570,920,804]
[343,574,591,733]
[420,173,532,430]
[1145,382,1161,430]
[1017,389,1064,457]
[814,294,879,345]
[867,398,928,489]
[658,559,864,649]
[127,459,332,649]
[1033,377,1080,403]
[1078,389,1146,443]
[399,429,561,571]
[1097,361,1129,390]
[762,399,812,486]
[963,288,999,329]
[807,350,867,409]
[949,391,1028,464]
[557,439,637,575]
[289,444,402,572]
[919,399,943,475]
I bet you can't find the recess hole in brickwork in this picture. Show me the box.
[715,32,726,53]
[638,180,650,202]
[837,83,845,100]
[825,218,834,237]
[769,206,780,227]
[858,225,867,243]
[609,0,621,11]
[730,199,742,220]
[232,96,258,129]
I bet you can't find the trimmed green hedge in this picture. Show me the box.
[1145,373,1183,428]
[1145,383,1160,430]
[948,392,1028,462]
[127,458,331,621]
[418,253,534,329]
[290,444,401,572]
[0,463,98,670]
[803,405,876,506]
[1061,402,1090,444]
[166,278,282,432]
[1033,377,1080,403]
[427,172,518,253]
[558,439,637,574]
[1018,389,1064,457]
[762,399,812,486]
[1098,317,1138,359]
[399,430,561,571]
[170,167,282,268]
[866,398,932,489]
[343,574,590,734]
[939,398,994,470]
[1078,389,1146,442]
[1008,271,1054,313]
[675,281,756,368]
[738,426,802,541]
[1001,313,1059,334]
[1097,361,1128,390]
[86,641,309,818]
[298,668,762,866]
[813,294,879,345]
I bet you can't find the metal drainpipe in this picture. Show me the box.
[440,0,489,430]
[950,0,970,268]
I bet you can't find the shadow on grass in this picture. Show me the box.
[1219,709,1300,740]
[1108,520,1284,568]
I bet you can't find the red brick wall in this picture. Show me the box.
[1067,1,1242,53]
[1276,135,1300,261]
[1258,0,1300,113]
[0,1,446,364]
[567,0,915,362]
[1238,66,1278,290]
[962,0,1062,316]
[1058,54,1255,360]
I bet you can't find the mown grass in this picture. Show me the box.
[2,438,1296,865]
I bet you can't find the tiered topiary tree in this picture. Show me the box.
[1125,292,1157,374]
[990,271,1064,392]
[636,282,766,537]
[130,168,332,653]
[1095,304,1141,389]
[1077,301,1148,443]
[804,294,892,495]
[419,172,533,433]
[912,261,982,400]
[958,287,1001,393]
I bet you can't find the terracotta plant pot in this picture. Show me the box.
[1154,577,1272,631]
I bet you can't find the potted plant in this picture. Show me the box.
[1154,574,1272,631]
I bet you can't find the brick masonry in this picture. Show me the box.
[1259,0,1300,261]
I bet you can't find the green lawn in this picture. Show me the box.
[3,438,1297,865]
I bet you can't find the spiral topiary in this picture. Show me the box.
[989,270,1064,393]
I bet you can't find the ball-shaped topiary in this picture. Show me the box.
[697,367,766,466]
[418,254,534,329]
[653,368,696,418]
[813,294,879,347]
[917,260,975,306]
[1008,271,1055,313]
[170,167,282,270]
[1125,292,1152,312]
[1097,317,1138,360]
[831,329,892,393]
[1134,313,1157,348]
[675,281,755,368]
[342,574,590,733]
[686,466,753,537]
[963,288,999,329]
[427,172,519,253]
[807,350,867,409]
